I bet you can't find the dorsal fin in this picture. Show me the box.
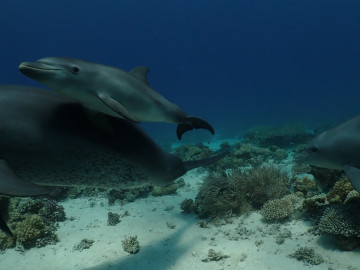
[129,66,150,85]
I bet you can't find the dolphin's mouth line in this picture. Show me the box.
[22,65,63,71]
[19,63,65,72]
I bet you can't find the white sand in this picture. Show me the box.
[1,168,360,270]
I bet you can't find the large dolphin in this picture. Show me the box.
[0,85,224,197]
[295,115,360,192]
[19,57,215,140]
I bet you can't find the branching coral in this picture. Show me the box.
[318,203,360,250]
[194,165,290,219]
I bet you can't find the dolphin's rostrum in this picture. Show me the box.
[295,115,360,192]
[19,57,215,140]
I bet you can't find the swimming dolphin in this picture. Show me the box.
[18,57,215,140]
[0,85,224,197]
[295,115,360,192]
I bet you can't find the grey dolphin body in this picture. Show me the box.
[0,85,223,197]
[19,57,215,140]
[295,115,360,191]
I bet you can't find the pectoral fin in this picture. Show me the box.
[97,93,140,123]
[344,165,360,192]
[0,160,51,196]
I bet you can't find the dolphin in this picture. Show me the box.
[294,115,360,192]
[0,85,224,197]
[18,57,215,140]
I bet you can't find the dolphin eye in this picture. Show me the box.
[71,66,80,74]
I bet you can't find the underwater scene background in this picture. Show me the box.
[1,1,360,270]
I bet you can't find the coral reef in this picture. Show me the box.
[243,123,311,148]
[209,142,289,172]
[122,235,140,254]
[108,186,152,205]
[15,214,58,249]
[0,197,65,250]
[73,239,94,251]
[260,197,294,221]
[107,212,120,226]
[289,247,324,265]
[318,203,360,250]
[173,143,212,162]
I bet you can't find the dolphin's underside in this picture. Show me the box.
[0,85,223,197]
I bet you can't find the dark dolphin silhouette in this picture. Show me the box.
[19,57,215,140]
[0,85,224,197]
[295,115,360,191]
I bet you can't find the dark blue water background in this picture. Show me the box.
[1,0,360,142]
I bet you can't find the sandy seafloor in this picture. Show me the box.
[1,140,360,270]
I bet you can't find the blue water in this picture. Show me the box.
[1,0,360,140]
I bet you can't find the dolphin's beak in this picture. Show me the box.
[19,62,64,80]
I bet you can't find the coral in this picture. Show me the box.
[122,235,140,254]
[173,143,212,162]
[0,231,15,250]
[194,165,290,219]
[243,123,311,148]
[73,239,94,251]
[344,190,360,204]
[107,212,120,226]
[15,214,49,249]
[318,202,360,250]
[201,249,229,262]
[302,195,328,217]
[240,165,290,208]
[291,163,312,175]
[289,247,324,265]
[310,167,343,192]
[194,172,242,218]
[260,197,294,221]
[326,177,354,203]
[318,203,360,238]
[294,176,316,196]
[180,199,195,213]
[39,199,66,223]
[108,186,152,204]
[4,197,64,250]
[151,183,178,196]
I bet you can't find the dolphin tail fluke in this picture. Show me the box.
[183,151,228,171]
[176,116,215,140]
